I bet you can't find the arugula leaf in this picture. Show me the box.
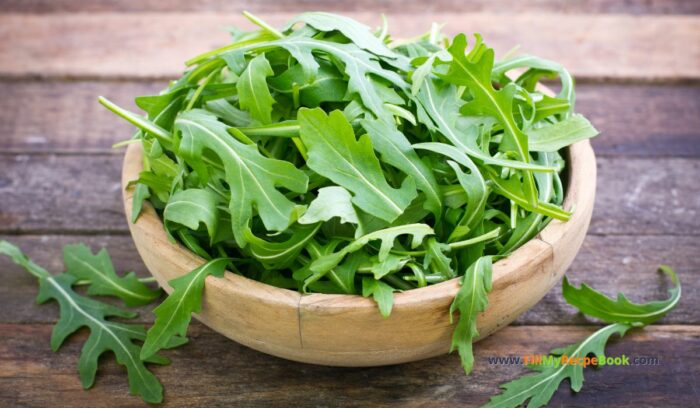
[484,324,631,408]
[63,244,161,307]
[362,277,396,317]
[237,53,275,124]
[205,99,252,126]
[131,183,151,223]
[438,34,538,206]
[450,256,492,374]
[209,36,409,115]
[298,108,417,222]
[298,186,360,225]
[369,253,411,280]
[423,237,455,279]
[563,266,681,326]
[175,109,308,246]
[0,241,171,404]
[163,188,221,242]
[141,258,230,360]
[500,153,557,253]
[485,267,682,407]
[492,55,575,111]
[414,79,555,172]
[285,12,399,60]
[243,224,321,269]
[310,224,434,277]
[361,117,442,216]
[528,114,599,152]
[268,59,347,107]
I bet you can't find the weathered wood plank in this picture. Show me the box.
[592,157,700,236]
[2,0,697,15]
[0,154,126,234]
[0,13,698,80]
[0,233,697,325]
[2,80,699,157]
[0,323,697,407]
[0,80,162,154]
[578,84,700,157]
[1,155,697,235]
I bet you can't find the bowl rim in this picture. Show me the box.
[122,136,594,309]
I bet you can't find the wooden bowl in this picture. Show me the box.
[121,138,596,367]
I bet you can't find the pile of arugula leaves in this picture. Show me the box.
[100,11,598,376]
[8,11,680,406]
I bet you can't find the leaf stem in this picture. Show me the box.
[392,228,501,256]
[98,97,173,146]
[74,276,158,286]
[243,11,285,39]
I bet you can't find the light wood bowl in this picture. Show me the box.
[121,138,595,367]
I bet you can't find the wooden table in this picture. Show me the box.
[1,1,699,406]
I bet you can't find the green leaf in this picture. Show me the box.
[500,153,557,253]
[486,268,682,407]
[410,53,438,96]
[141,258,230,360]
[450,255,492,374]
[63,244,161,307]
[362,277,396,317]
[423,237,455,279]
[298,186,360,225]
[175,109,308,246]
[243,224,321,269]
[0,241,168,404]
[484,324,631,408]
[285,12,399,60]
[369,253,410,280]
[492,55,576,110]
[528,114,599,152]
[236,53,275,124]
[268,59,347,103]
[414,79,555,172]
[163,188,220,242]
[131,183,151,223]
[310,223,434,275]
[218,37,409,115]
[438,34,538,205]
[482,165,571,221]
[563,266,681,326]
[135,87,189,130]
[205,99,252,127]
[39,274,168,403]
[361,117,442,216]
[299,108,417,223]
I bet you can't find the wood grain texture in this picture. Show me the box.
[3,80,699,157]
[1,13,698,80]
[118,140,594,366]
[0,324,697,407]
[0,154,126,234]
[1,154,698,235]
[2,0,698,14]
